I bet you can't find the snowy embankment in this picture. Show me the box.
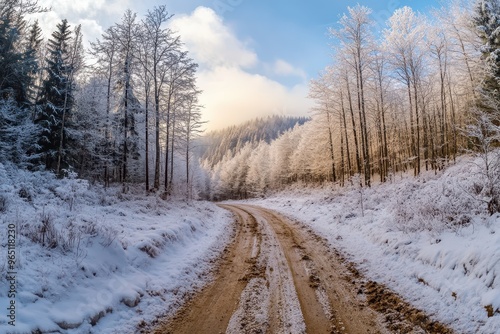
[0,163,233,334]
[246,156,500,334]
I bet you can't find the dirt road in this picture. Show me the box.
[153,204,453,334]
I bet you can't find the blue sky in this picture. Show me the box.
[158,0,437,85]
[35,0,438,130]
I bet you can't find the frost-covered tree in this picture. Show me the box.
[474,0,500,97]
[25,20,43,106]
[177,93,204,199]
[309,73,338,182]
[246,141,270,196]
[330,5,374,186]
[0,1,34,105]
[89,26,119,186]
[138,6,180,191]
[0,1,45,167]
[384,7,427,176]
[0,98,40,166]
[464,98,500,214]
[112,10,142,189]
[70,77,108,179]
[35,19,76,172]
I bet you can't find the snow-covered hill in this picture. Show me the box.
[244,156,500,334]
[0,163,233,333]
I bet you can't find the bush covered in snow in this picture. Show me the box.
[389,155,500,233]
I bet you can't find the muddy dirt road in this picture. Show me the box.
[154,204,453,334]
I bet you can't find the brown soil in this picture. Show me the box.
[152,204,454,334]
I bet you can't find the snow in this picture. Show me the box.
[0,163,233,333]
[2,153,500,333]
[226,206,305,334]
[243,156,500,334]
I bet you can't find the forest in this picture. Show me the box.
[1,0,500,204]
[0,0,202,198]
[206,1,500,204]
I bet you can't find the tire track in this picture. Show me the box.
[153,204,453,334]
[152,205,258,334]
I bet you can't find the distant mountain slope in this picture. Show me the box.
[199,115,309,167]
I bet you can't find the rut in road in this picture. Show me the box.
[153,204,454,334]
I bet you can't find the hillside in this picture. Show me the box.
[199,115,309,168]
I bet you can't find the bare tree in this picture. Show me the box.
[89,28,118,187]
[112,10,140,191]
[330,5,373,186]
[384,6,427,176]
[139,6,180,191]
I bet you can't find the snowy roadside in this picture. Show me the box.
[245,157,500,334]
[0,163,233,334]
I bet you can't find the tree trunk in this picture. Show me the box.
[164,85,173,194]
[122,57,130,191]
[340,90,352,178]
[169,107,176,193]
[356,53,370,187]
[104,50,113,188]
[144,88,149,192]
[345,74,362,179]
[413,82,421,175]
[325,103,336,182]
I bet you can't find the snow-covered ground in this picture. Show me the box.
[245,156,500,334]
[0,163,233,334]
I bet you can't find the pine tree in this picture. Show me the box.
[25,20,43,107]
[474,0,500,97]
[0,1,41,166]
[35,19,74,171]
[0,2,33,106]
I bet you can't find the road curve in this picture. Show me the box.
[152,204,453,334]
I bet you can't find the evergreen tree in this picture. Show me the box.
[0,1,35,106]
[35,19,74,171]
[474,0,500,97]
[0,1,41,166]
[25,20,43,106]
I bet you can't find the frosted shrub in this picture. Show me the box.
[18,183,33,202]
[392,168,483,233]
[22,211,59,248]
[55,172,90,211]
[463,104,500,214]
[98,225,117,247]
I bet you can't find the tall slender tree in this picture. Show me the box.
[35,19,75,172]
[139,6,180,191]
[384,7,426,176]
[112,10,141,190]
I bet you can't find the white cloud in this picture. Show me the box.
[77,19,104,45]
[56,0,106,14]
[198,66,312,130]
[170,6,311,130]
[170,6,257,69]
[38,0,114,15]
[32,0,128,48]
[273,59,307,79]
